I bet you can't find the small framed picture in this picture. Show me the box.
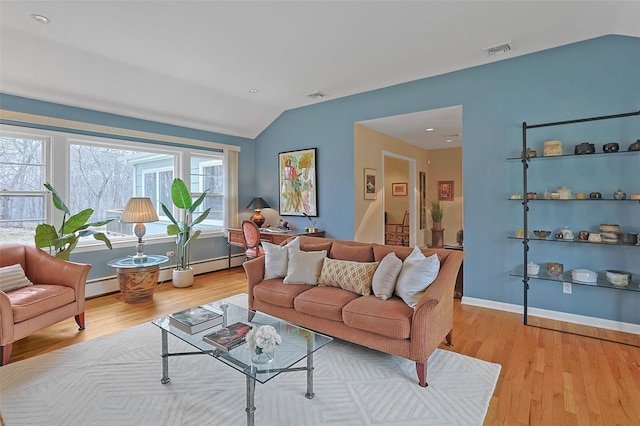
[391,182,408,196]
[364,168,377,200]
[438,181,454,201]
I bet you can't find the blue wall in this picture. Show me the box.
[255,35,640,324]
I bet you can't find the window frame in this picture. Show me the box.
[0,123,232,253]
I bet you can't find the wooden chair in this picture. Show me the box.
[385,211,410,246]
[241,219,265,261]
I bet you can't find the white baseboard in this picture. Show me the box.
[462,296,640,335]
[85,254,246,298]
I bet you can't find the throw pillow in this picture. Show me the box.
[372,252,403,300]
[394,247,440,308]
[317,258,380,296]
[263,237,300,279]
[283,249,327,285]
[0,264,34,292]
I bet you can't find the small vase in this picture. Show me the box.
[251,350,274,365]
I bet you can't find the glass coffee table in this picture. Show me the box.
[152,299,333,426]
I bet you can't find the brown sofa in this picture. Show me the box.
[243,236,465,387]
[0,244,91,365]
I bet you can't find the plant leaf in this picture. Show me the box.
[171,178,192,210]
[184,230,202,246]
[34,224,58,249]
[44,182,70,215]
[189,190,209,214]
[62,209,93,234]
[166,223,180,235]
[191,208,211,226]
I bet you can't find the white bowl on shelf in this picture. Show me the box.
[527,263,540,275]
[571,269,597,283]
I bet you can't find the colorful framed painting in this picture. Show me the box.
[438,180,454,201]
[278,148,317,216]
[391,182,408,196]
[364,168,377,200]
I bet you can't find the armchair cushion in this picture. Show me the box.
[8,285,76,322]
[0,264,33,292]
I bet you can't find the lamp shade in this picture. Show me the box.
[120,197,159,223]
[246,197,270,210]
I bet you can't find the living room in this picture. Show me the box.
[1,2,639,425]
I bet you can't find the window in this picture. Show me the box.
[0,124,236,248]
[0,132,48,244]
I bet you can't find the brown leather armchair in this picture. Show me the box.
[0,244,91,365]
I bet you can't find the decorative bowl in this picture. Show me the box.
[571,269,597,283]
[533,230,551,239]
[546,262,563,277]
[621,233,638,244]
[628,139,640,152]
[603,142,619,153]
[527,263,540,275]
[574,142,595,155]
[606,270,632,287]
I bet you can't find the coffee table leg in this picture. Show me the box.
[246,374,256,426]
[305,351,315,399]
[161,329,171,384]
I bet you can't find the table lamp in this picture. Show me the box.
[246,197,270,227]
[120,197,159,261]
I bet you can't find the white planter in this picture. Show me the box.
[172,268,194,288]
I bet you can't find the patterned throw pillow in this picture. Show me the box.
[0,264,34,292]
[318,258,380,296]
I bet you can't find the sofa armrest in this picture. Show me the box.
[410,250,464,361]
[0,291,15,346]
[243,256,265,310]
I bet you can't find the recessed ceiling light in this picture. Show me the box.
[249,89,259,93]
[425,128,435,132]
[31,14,50,24]
[445,139,453,143]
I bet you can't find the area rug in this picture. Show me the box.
[0,306,500,426]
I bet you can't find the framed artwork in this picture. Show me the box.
[391,182,408,196]
[364,168,377,200]
[278,148,317,216]
[438,180,454,201]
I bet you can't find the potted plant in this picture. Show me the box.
[161,178,211,287]
[429,199,444,248]
[35,183,115,260]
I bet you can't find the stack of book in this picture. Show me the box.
[169,306,223,334]
[203,322,253,352]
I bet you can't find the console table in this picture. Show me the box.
[227,228,325,268]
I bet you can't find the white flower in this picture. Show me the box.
[245,325,282,354]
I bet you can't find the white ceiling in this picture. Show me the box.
[1,1,638,149]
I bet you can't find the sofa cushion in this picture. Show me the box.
[329,242,375,262]
[253,279,310,308]
[343,296,413,339]
[294,286,360,322]
[372,243,415,262]
[300,239,333,253]
[395,247,440,308]
[317,258,379,296]
[0,264,33,292]
[263,237,300,279]
[372,252,403,300]
[8,285,76,322]
[283,249,327,285]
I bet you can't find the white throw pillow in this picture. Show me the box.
[372,252,403,300]
[283,248,327,285]
[0,264,34,292]
[394,247,440,308]
[263,237,300,279]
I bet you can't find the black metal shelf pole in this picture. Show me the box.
[521,121,530,325]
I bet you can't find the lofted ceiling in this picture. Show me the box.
[1,1,638,149]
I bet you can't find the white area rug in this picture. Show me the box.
[0,297,500,426]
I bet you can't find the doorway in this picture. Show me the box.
[383,152,416,246]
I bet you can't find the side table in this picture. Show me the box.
[107,255,169,303]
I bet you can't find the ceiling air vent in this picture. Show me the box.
[305,91,329,100]
[485,42,512,57]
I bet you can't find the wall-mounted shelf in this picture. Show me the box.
[509,271,640,292]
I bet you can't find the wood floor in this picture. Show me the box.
[8,267,640,426]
